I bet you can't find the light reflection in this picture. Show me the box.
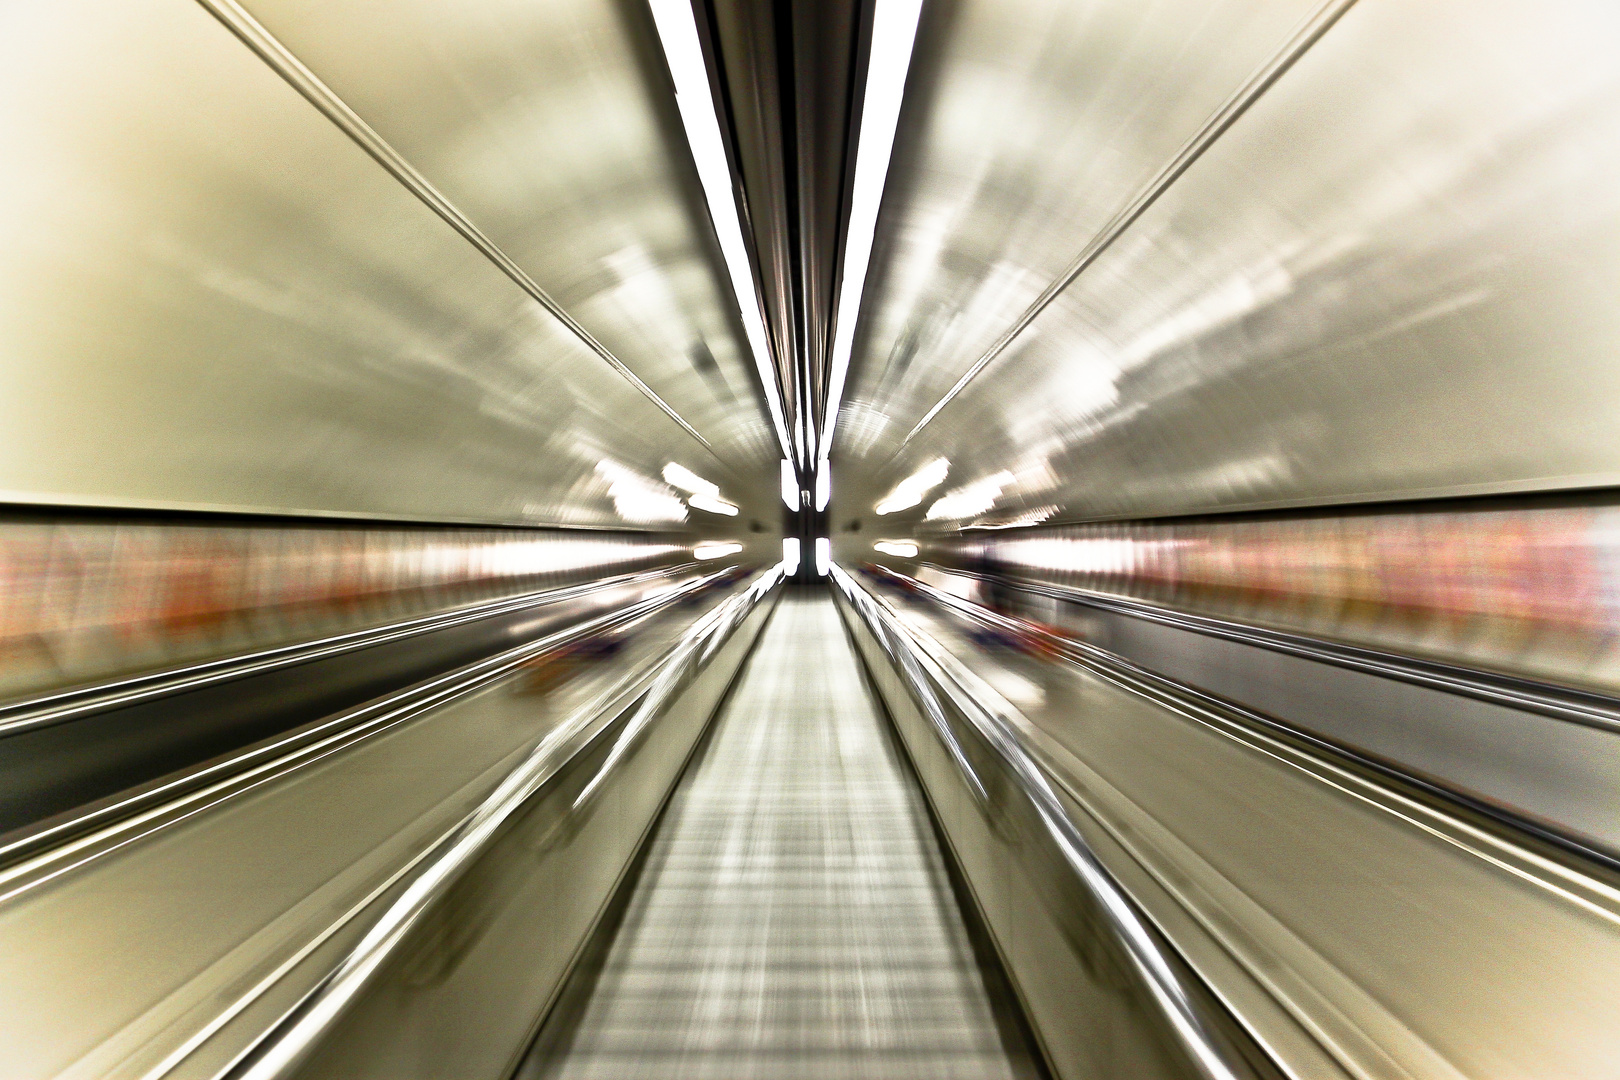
[925,470,1013,521]
[820,0,927,458]
[646,0,792,458]
[875,458,949,515]
[595,460,687,524]
[693,541,744,561]
[663,463,740,516]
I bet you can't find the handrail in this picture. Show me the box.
[887,564,1620,877]
[0,564,692,739]
[0,566,747,884]
[929,563,1620,735]
[218,563,786,1080]
[833,563,1260,1080]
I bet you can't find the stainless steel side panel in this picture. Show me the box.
[284,590,779,1080]
[833,591,1219,1080]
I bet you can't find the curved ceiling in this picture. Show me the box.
[831,0,1620,534]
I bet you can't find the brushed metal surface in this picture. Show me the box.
[0,0,776,527]
[859,570,1620,1080]
[833,0,1620,526]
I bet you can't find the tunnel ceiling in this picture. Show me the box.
[822,0,1620,539]
[2,0,1618,541]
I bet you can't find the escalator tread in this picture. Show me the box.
[521,593,1041,1080]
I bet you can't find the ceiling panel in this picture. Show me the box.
[0,0,771,530]
[238,0,778,474]
[834,0,1620,531]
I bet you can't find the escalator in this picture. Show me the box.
[518,593,1046,1080]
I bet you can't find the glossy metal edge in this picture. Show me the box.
[933,566,1620,735]
[0,567,743,883]
[213,563,787,1080]
[193,0,718,456]
[832,563,1262,1080]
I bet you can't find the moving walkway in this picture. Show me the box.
[5,560,1620,1079]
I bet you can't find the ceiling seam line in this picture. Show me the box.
[898,0,1361,449]
[195,0,725,460]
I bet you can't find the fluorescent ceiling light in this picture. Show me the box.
[962,505,1058,530]
[647,0,793,459]
[814,537,831,577]
[875,457,948,515]
[926,470,1015,521]
[873,540,919,558]
[595,460,688,524]
[815,458,831,512]
[694,541,744,560]
[781,459,797,510]
[819,0,925,459]
[782,537,801,575]
[687,492,740,516]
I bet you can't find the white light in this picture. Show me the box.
[962,505,1059,530]
[875,457,949,515]
[647,0,793,459]
[873,540,919,558]
[595,460,688,523]
[815,459,831,512]
[814,537,831,577]
[687,492,740,516]
[662,462,720,497]
[782,537,801,576]
[694,541,744,560]
[781,459,797,510]
[819,0,926,458]
[926,470,1015,521]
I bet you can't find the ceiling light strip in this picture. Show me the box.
[899,0,1360,447]
[195,0,718,455]
[818,0,926,460]
[646,0,794,460]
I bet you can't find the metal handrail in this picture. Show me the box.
[833,563,1260,1080]
[885,564,1620,877]
[928,562,1620,735]
[0,566,746,884]
[218,563,786,1080]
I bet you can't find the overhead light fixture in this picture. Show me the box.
[595,460,688,524]
[815,458,831,512]
[962,505,1059,530]
[687,493,740,516]
[647,0,793,459]
[781,459,797,510]
[694,541,744,560]
[926,470,1015,521]
[814,537,831,577]
[663,462,739,515]
[818,0,926,459]
[782,537,801,576]
[875,457,949,515]
[873,540,919,558]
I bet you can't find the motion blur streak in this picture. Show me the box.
[0,520,682,702]
[3,1,1620,1079]
[931,503,1620,693]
